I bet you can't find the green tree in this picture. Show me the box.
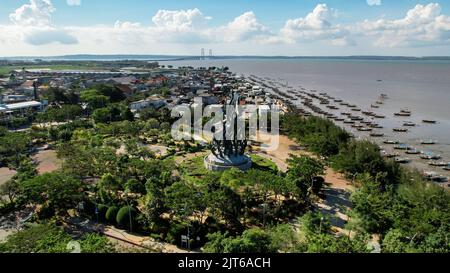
[21,172,83,216]
[286,155,325,199]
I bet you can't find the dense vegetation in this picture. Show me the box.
[0,223,115,253]
[281,112,450,253]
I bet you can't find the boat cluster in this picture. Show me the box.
[251,77,449,185]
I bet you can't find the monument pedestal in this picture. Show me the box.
[204,153,252,172]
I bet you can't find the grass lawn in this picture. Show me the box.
[179,153,279,185]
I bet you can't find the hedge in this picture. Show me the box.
[116,206,137,229]
[105,206,119,224]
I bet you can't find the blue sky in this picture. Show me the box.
[1,0,450,56]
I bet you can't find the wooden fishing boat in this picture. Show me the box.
[422,119,437,124]
[403,121,416,127]
[393,128,408,132]
[370,133,384,137]
[384,140,400,145]
[421,139,437,145]
[429,161,448,167]
[395,157,411,164]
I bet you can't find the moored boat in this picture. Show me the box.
[394,144,409,150]
[405,149,421,155]
[395,157,411,164]
[370,132,384,137]
[421,139,437,145]
[403,121,416,127]
[384,140,400,145]
[420,153,441,160]
[393,128,408,132]
[429,161,448,167]
[422,119,437,124]
[394,112,411,117]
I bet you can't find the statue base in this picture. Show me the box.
[204,153,252,172]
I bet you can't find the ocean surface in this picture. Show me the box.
[161,59,450,175]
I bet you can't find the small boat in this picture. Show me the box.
[380,94,389,99]
[374,114,385,119]
[344,120,355,124]
[443,165,450,171]
[394,112,411,117]
[429,161,448,167]
[341,112,351,116]
[394,144,409,150]
[422,119,437,124]
[400,109,411,114]
[350,115,364,120]
[420,153,441,160]
[384,140,400,145]
[376,101,384,105]
[403,121,416,127]
[371,124,384,129]
[370,133,384,137]
[421,139,437,145]
[351,108,362,112]
[393,128,408,132]
[348,104,357,108]
[352,124,364,128]
[371,104,380,109]
[405,149,421,155]
[334,99,343,103]
[423,171,449,182]
[395,157,411,164]
[358,127,373,132]
[384,153,399,158]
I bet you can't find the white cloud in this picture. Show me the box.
[24,28,78,45]
[358,3,450,47]
[67,0,81,6]
[367,0,382,6]
[152,8,211,31]
[220,11,271,42]
[7,0,78,46]
[9,0,55,27]
[280,4,353,46]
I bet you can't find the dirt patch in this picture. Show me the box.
[0,168,16,186]
[32,150,62,175]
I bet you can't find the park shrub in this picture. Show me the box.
[96,204,108,222]
[116,206,137,229]
[105,206,119,224]
[166,222,189,245]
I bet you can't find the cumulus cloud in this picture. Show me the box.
[9,0,55,27]
[358,3,450,47]
[280,4,353,46]
[7,0,78,46]
[367,0,382,6]
[24,28,78,45]
[220,12,271,42]
[152,8,211,31]
[67,0,81,6]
